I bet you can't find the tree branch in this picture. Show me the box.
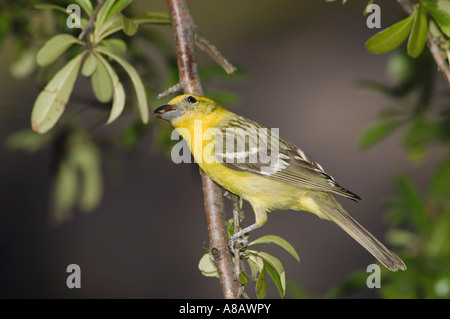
[230,193,245,296]
[78,0,104,44]
[396,0,450,86]
[165,0,241,299]
[195,33,237,74]
[157,82,183,99]
[223,190,245,294]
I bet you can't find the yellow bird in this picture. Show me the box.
[155,94,406,271]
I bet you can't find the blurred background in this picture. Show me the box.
[0,0,449,298]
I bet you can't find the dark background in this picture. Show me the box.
[0,0,440,298]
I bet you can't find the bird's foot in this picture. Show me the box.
[228,223,261,251]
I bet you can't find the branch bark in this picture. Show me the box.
[165,0,241,299]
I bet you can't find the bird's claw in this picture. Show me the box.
[229,234,248,251]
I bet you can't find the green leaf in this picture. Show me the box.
[96,0,116,31]
[249,250,286,298]
[108,0,134,18]
[198,253,219,278]
[34,3,68,14]
[36,34,84,67]
[402,117,443,149]
[131,11,171,25]
[82,53,97,77]
[75,0,93,16]
[96,47,149,123]
[407,2,428,58]
[240,272,248,286]
[91,55,113,102]
[246,254,264,279]
[249,235,300,263]
[424,0,450,37]
[72,137,103,212]
[387,50,414,82]
[401,117,442,159]
[426,212,450,257]
[357,117,403,149]
[32,52,85,133]
[406,144,428,164]
[53,160,78,223]
[94,13,123,42]
[366,14,415,54]
[99,38,127,57]
[5,129,53,153]
[95,53,126,124]
[430,157,450,200]
[81,18,89,29]
[263,260,285,298]
[95,11,170,43]
[256,265,267,299]
[121,14,138,36]
[11,48,36,79]
[395,175,429,235]
[385,228,417,249]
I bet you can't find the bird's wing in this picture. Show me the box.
[214,115,360,201]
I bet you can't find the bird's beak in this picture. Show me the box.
[154,104,182,121]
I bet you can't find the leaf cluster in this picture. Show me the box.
[199,230,300,299]
[31,0,172,133]
[355,3,450,297]
[366,0,450,59]
[5,0,173,223]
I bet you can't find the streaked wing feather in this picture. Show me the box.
[214,115,360,201]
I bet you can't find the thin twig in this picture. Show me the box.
[166,0,241,299]
[396,0,414,15]
[232,196,241,280]
[157,82,183,99]
[195,33,237,75]
[230,193,244,296]
[78,0,104,42]
[223,190,244,286]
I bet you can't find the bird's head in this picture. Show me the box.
[154,94,221,127]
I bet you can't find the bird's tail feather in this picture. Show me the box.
[309,194,406,272]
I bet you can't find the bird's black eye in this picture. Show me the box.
[187,96,197,104]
